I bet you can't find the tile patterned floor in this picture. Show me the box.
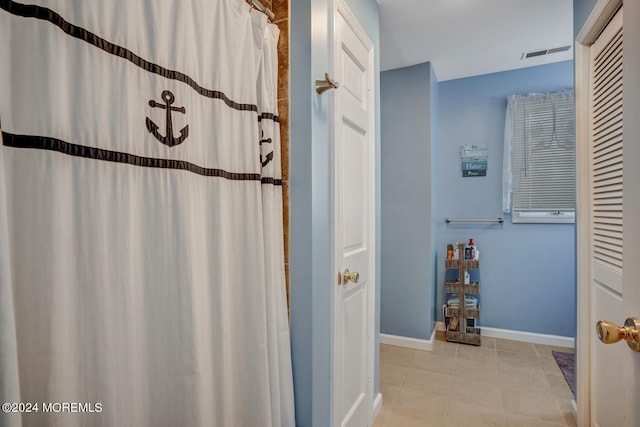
[373,332,576,427]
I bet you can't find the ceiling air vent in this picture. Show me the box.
[522,45,572,59]
[547,45,572,54]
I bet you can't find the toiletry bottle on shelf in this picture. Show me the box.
[464,270,470,285]
[465,238,474,260]
[447,244,454,260]
[450,317,459,332]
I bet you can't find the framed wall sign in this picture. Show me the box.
[460,144,488,177]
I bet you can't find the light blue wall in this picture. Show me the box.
[289,1,313,425]
[436,61,576,337]
[289,0,380,425]
[381,62,438,340]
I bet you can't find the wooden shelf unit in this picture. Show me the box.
[444,244,481,346]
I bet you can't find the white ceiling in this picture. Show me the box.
[378,0,574,81]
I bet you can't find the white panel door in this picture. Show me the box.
[584,6,640,427]
[332,2,374,427]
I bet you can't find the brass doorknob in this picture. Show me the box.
[596,317,640,352]
[339,269,359,285]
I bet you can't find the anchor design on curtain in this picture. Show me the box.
[146,90,190,147]
[260,129,274,167]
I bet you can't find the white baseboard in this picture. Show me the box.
[372,392,383,423]
[381,325,573,349]
[380,327,437,351]
[480,326,574,348]
[437,321,573,347]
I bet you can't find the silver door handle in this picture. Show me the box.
[315,73,339,94]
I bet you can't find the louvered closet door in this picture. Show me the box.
[591,9,623,290]
[589,7,626,427]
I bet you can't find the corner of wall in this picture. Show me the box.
[428,62,439,336]
[380,62,438,340]
[288,0,313,424]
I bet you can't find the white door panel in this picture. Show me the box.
[341,50,366,106]
[333,2,375,427]
[593,285,624,426]
[341,121,367,252]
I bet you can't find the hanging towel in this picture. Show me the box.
[447,296,478,308]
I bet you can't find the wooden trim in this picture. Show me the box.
[576,0,622,45]
[575,40,592,427]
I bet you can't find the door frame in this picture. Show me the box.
[330,0,377,424]
[575,0,623,425]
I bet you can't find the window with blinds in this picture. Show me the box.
[506,91,576,223]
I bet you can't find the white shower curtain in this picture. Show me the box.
[0,1,294,426]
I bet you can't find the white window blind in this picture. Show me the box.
[503,90,576,223]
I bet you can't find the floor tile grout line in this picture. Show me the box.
[397,358,412,389]
[380,335,575,426]
[554,398,575,427]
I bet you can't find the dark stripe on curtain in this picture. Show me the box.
[0,0,279,120]
[2,132,282,185]
[260,177,283,185]
[258,113,280,123]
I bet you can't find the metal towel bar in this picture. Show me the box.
[445,218,504,223]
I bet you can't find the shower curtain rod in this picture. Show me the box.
[247,0,275,21]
